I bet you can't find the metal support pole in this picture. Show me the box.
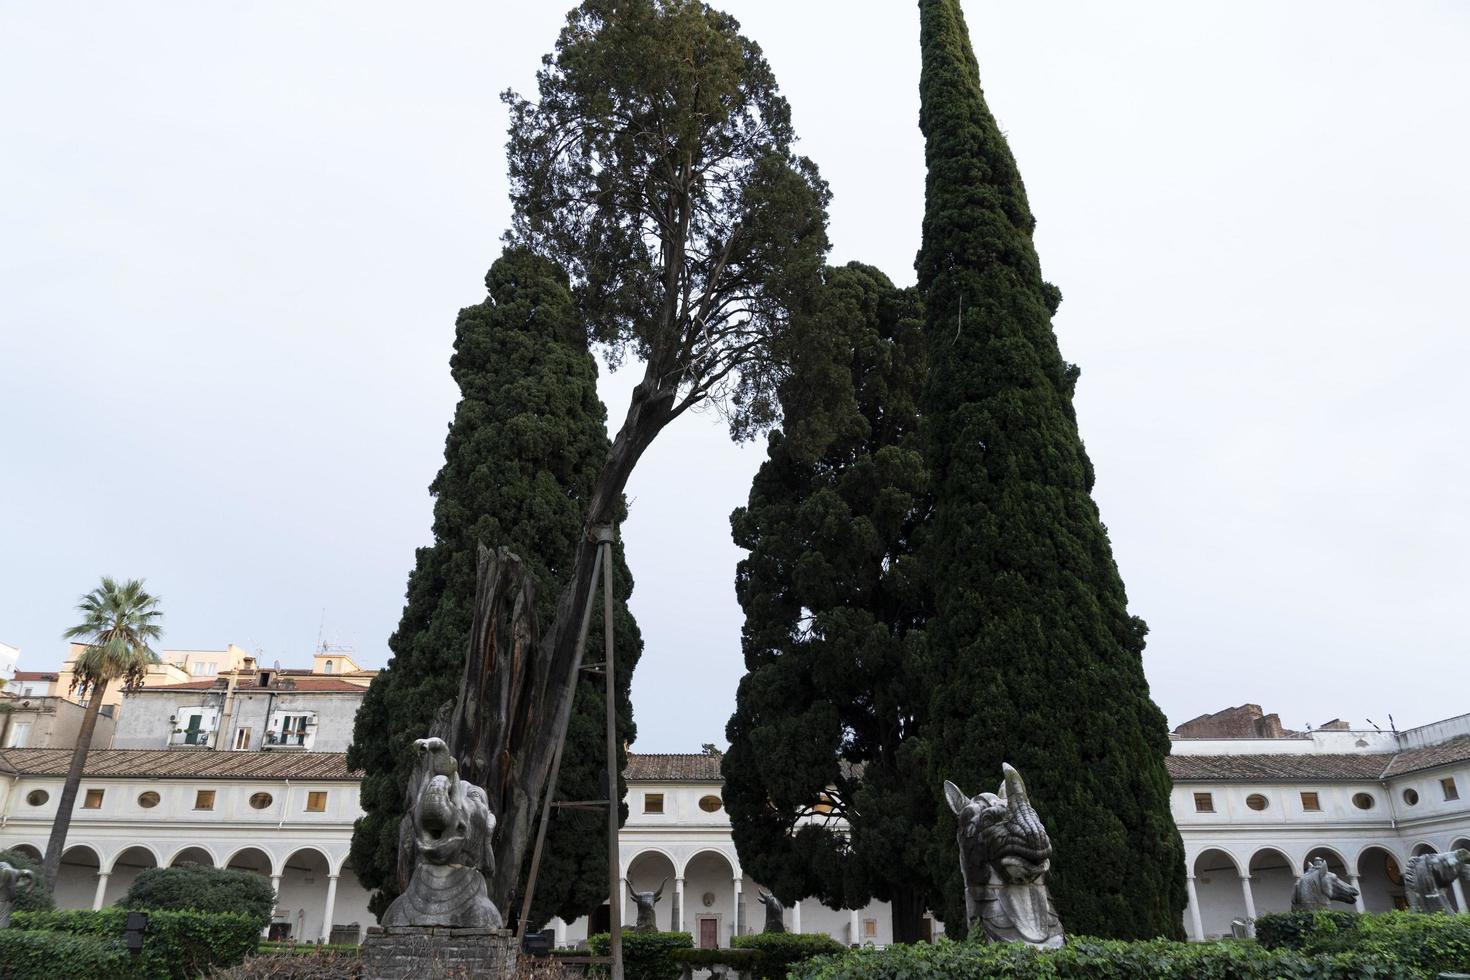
[601,527,624,980]
[518,541,608,936]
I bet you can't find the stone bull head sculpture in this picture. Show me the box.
[1292,858,1359,910]
[756,889,787,933]
[945,764,1064,948]
[0,861,35,929]
[1404,848,1470,913]
[628,878,667,933]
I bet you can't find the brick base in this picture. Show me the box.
[360,926,518,979]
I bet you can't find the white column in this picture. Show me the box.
[674,877,686,933]
[849,908,861,945]
[553,917,567,947]
[620,876,629,931]
[1184,876,1204,941]
[91,872,110,911]
[1350,875,1366,914]
[320,874,339,943]
[1453,878,1468,913]
[265,874,282,938]
[732,878,742,943]
[792,898,802,935]
[1239,874,1257,936]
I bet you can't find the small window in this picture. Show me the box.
[1403,788,1420,806]
[1192,792,1214,813]
[82,788,104,809]
[698,795,723,813]
[194,789,216,810]
[26,789,49,807]
[305,791,327,813]
[233,727,252,750]
[644,793,665,815]
[1300,791,1322,812]
[1442,778,1461,802]
[862,918,878,939]
[1352,792,1375,810]
[249,792,274,810]
[323,660,333,674]
[1246,794,1269,811]
[138,791,161,809]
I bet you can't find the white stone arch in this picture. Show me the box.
[103,842,163,874]
[1190,846,1243,876]
[1301,844,1350,874]
[1451,837,1470,852]
[1353,842,1405,876]
[1410,840,1440,857]
[280,844,334,878]
[5,842,43,861]
[623,845,680,881]
[223,844,278,875]
[678,846,741,881]
[166,842,220,868]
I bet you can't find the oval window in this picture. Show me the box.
[698,795,723,813]
[1352,792,1375,810]
[1402,788,1419,806]
[249,792,274,810]
[138,791,161,809]
[26,789,49,807]
[1246,794,1269,811]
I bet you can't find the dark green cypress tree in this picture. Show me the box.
[724,263,938,942]
[915,0,1186,939]
[347,248,642,926]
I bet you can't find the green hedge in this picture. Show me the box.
[13,907,260,980]
[0,928,136,979]
[0,848,54,912]
[587,931,693,980]
[120,863,275,929]
[733,932,846,979]
[788,936,1412,980]
[670,947,764,969]
[1256,909,1470,976]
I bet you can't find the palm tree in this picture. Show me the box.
[40,577,162,887]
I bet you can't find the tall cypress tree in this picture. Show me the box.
[724,263,937,942]
[347,248,642,926]
[915,0,1185,938]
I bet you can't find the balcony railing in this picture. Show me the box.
[264,731,310,750]
[168,730,214,748]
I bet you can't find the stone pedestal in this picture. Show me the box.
[360,925,518,980]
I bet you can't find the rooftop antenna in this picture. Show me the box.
[1367,718,1382,732]
[1388,714,1398,735]
[316,608,326,654]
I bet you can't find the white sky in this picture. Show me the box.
[2,2,1467,750]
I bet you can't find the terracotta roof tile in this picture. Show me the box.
[0,748,360,781]
[11,671,58,682]
[141,677,367,693]
[1382,736,1470,778]
[625,753,723,782]
[1166,752,1395,782]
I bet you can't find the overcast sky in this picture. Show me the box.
[2,2,1467,750]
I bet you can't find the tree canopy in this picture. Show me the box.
[346,248,641,926]
[723,263,938,942]
[915,0,1186,938]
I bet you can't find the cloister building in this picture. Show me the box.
[0,693,1466,945]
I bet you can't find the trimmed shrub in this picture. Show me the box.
[0,928,135,979]
[788,936,1412,980]
[1257,909,1470,976]
[14,907,260,980]
[0,848,54,912]
[120,862,275,928]
[733,932,845,979]
[587,931,693,980]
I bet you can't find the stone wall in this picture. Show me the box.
[360,926,518,980]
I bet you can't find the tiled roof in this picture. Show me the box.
[0,748,360,781]
[141,677,368,693]
[1382,736,1470,778]
[1166,753,1393,782]
[11,671,58,682]
[626,753,724,782]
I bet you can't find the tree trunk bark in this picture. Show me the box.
[446,364,679,915]
[41,676,109,889]
[889,886,928,945]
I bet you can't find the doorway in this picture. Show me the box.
[697,915,721,949]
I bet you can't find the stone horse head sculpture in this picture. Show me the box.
[1404,848,1470,913]
[0,861,34,929]
[945,764,1063,948]
[1292,858,1359,910]
[384,736,502,929]
[628,878,667,933]
[756,889,787,933]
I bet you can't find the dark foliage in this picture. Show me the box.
[587,931,692,980]
[723,263,937,940]
[731,931,846,979]
[119,862,275,928]
[1256,909,1470,976]
[0,929,135,979]
[13,907,261,980]
[914,0,1186,937]
[346,248,642,926]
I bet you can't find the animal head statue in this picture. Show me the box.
[0,861,35,928]
[1404,848,1470,912]
[945,764,1054,886]
[757,889,787,933]
[1292,858,1359,910]
[628,878,667,933]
